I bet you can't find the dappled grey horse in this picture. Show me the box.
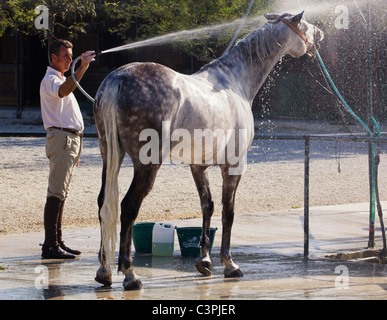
[94,12,324,290]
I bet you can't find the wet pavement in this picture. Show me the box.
[1,202,387,300]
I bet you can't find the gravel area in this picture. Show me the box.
[1,133,386,235]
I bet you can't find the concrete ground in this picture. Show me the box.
[1,202,387,300]
[1,110,387,301]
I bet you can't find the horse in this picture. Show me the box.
[93,12,324,290]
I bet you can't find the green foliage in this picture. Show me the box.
[0,0,272,59]
[0,7,11,37]
[0,0,38,36]
[103,0,272,60]
[101,1,136,39]
[42,0,97,38]
[0,0,96,39]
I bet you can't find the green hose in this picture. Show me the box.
[316,49,377,242]
[316,50,374,136]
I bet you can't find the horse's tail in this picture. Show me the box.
[97,80,122,269]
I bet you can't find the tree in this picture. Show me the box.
[0,0,96,41]
[103,0,273,61]
[0,0,96,64]
[0,0,273,61]
[0,0,37,37]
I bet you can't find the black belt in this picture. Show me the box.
[49,127,83,137]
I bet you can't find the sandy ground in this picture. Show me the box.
[1,131,386,236]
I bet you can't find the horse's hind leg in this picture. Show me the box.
[190,165,214,276]
[95,152,125,286]
[220,165,243,278]
[95,164,112,286]
[119,163,160,290]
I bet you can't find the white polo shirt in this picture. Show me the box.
[40,66,84,132]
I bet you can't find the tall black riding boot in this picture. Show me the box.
[42,197,75,259]
[57,199,81,255]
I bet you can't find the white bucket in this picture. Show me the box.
[152,223,175,256]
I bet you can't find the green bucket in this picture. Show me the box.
[132,222,155,253]
[176,227,217,257]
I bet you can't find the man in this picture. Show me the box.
[40,39,95,259]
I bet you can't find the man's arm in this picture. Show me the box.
[58,51,96,98]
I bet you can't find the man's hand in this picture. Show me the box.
[80,51,96,70]
[59,50,96,98]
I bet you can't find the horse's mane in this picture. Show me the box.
[200,20,283,73]
[236,22,280,63]
[196,15,290,76]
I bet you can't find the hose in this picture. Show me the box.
[316,50,373,136]
[222,0,255,56]
[316,49,385,251]
[71,51,102,103]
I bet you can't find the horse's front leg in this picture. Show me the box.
[190,165,214,276]
[220,165,243,278]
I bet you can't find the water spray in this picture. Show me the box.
[71,1,256,103]
[72,29,236,102]
[222,0,255,56]
[315,48,385,252]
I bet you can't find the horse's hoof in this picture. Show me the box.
[224,267,243,278]
[195,260,212,276]
[95,276,112,287]
[95,269,112,287]
[123,278,143,291]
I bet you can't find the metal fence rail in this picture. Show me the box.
[254,133,387,256]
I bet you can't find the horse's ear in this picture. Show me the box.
[264,13,281,21]
[292,11,304,23]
